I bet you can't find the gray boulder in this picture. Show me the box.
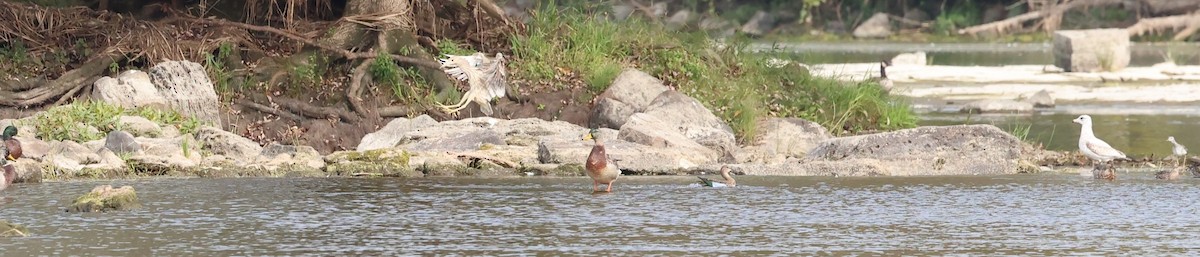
[407,130,505,152]
[104,130,141,154]
[853,12,892,38]
[1025,90,1055,108]
[117,116,162,138]
[194,126,262,158]
[960,99,1034,114]
[806,124,1023,176]
[252,143,325,171]
[740,118,831,164]
[665,10,694,30]
[356,115,439,151]
[589,69,670,129]
[740,10,776,36]
[148,61,223,126]
[619,113,719,159]
[91,70,168,109]
[629,90,738,162]
[45,141,102,172]
[1053,29,1130,72]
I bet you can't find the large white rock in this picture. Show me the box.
[853,13,893,38]
[356,115,438,151]
[91,70,168,109]
[1053,29,1130,72]
[589,69,670,129]
[149,61,223,127]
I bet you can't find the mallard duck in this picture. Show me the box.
[697,166,736,187]
[583,128,620,192]
[1,125,20,190]
[1073,115,1129,180]
[1168,136,1187,167]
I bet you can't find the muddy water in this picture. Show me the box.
[3,175,1200,255]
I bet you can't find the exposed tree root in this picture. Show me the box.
[1127,11,1200,40]
[346,60,373,117]
[235,99,304,121]
[0,53,120,107]
[272,96,360,123]
[171,11,442,70]
[958,0,1124,35]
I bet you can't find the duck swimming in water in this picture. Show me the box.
[1,125,21,190]
[697,166,736,187]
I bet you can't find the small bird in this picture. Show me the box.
[583,128,620,192]
[1073,115,1129,180]
[697,166,736,187]
[1,125,21,190]
[1168,136,1188,166]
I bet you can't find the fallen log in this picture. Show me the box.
[958,0,1124,35]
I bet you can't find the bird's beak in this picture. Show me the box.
[582,133,593,141]
[1072,119,1081,124]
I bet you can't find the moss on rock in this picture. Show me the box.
[324,148,418,177]
[67,185,141,213]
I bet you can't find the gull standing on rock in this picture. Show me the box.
[1168,136,1188,167]
[1073,115,1130,180]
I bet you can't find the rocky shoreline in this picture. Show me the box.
[0,62,1076,186]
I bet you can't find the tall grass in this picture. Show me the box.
[32,101,207,142]
[510,1,917,141]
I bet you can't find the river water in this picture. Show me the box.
[763,41,1200,155]
[3,175,1200,256]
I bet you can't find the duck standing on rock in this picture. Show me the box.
[1073,115,1129,180]
[1,125,22,190]
[697,166,736,187]
[583,128,620,192]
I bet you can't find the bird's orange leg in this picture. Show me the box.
[593,182,599,192]
[605,181,614,192]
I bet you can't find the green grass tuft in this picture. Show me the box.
[510,2,917,141]
[32,101,208,142]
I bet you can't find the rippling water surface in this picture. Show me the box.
[3,174,1200,256]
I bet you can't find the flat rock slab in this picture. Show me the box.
[906,82,1200,103]
[805,124,1023,176]
[811,63,1200,83]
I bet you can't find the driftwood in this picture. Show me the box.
[958,0,1124,35]
[1127,11,1200,40]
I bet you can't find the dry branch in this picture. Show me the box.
[958,0,1124,35]
[273,96,360,123]
[173,13,442,70]
[235,99,304,121]
[346,60,373,117]
[1126,11,1200,39]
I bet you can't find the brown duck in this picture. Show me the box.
[583,128,620,192]
[1,125,21,190]
[697,166,736,187]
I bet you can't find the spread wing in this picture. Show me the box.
[481,53,508,100]
[1085,139,1126,159]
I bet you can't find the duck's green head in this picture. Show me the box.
[582,128,600,141]
[1,125,15,139]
